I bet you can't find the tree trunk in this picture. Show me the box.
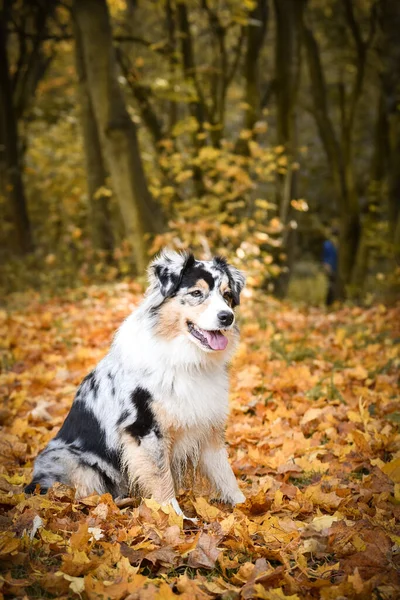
[235,0,268,155]
[165,0,178,133]
[245,0,268,129]
[303,19,361,298]
[74,22,114,255]
[378,0,400,244]
[176,1,206,195]
[273,0,305,297]
[338,205,360,295]
[274,0,304,151]
[0,10,33,254]
[394,213,400,262]
[73,0,163,274]
[274,0,304,211]
[350,92,388,295]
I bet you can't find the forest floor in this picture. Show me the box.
[0,283,399,600]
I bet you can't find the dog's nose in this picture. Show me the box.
[218,310,234,327]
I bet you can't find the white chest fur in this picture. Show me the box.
[115,312,231,432]
[147,365,229,430]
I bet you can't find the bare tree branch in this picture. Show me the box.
[115,47,165,146]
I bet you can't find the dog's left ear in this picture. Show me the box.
[149,249,195,298]
[227,265,246,306]
[214,256,246,306]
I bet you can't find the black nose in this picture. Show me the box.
[218,310,234,327]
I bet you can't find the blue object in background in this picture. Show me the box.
[322,239,338,273]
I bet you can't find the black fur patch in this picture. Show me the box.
[117,409,130,426]
[180,265,215,291]
[81,371,100,399]
[56,400,120,469]
[107,372,116,396]
[155,264,172,296]
[213,256,228,270]
[155,253,196,298]
[126,387,161,443]
[24,481,48,495]
[213,256,241,306]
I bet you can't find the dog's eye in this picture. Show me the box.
[223,291,233,304]
[189,290,202,298]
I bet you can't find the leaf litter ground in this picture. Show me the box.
[0,283,399,600]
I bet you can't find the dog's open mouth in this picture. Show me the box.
[187,322,228,351]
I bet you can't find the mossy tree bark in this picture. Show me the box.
[235,0,268,155]
[0,8,33,255]
[273,0,305,297]
[378,0,400,260]
[74,22,114,256]
[73,0,163,274]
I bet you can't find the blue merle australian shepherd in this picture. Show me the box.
[26,250,246,516]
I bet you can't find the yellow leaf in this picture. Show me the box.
[40,529,65,545]
[381,457,400,483]
[394,483,400,503]
[304,484,342,509]
[175,169,193,183]
[300,407,325,425]
[144,497,163,513]
[351,430,371,454]
[239,129,253,140]
[220,513,235,535]
[310,514,341,532]
[335,328,347,345]
[274,489,283,507]
[347,365,368,380]
[348,410,362,423]
[93,185,112,199]
[388,532,400,545]
[0,531,20,556]
[253,585,300,599]
[2,473,25,485]
[352,534,366,552]
[57,573,85,594]
[155,502,183,528]
[193,497,221,521]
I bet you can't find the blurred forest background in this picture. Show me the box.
[1,0,399,303]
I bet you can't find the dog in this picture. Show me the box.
[25,250,246,516]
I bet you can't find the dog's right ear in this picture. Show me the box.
[149,249,195,298]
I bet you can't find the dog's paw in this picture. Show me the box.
[183,515,198,523]
[165,498,198,523]
[228,490,246,505]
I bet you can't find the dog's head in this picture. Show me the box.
[148,249,245,353]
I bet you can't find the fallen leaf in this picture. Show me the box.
[381,457,400,483]
[187,533,221,569]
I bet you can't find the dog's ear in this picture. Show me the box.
[149,249,195,298]
[227,265,246,306]
[213,256,246,306]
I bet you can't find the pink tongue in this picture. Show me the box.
[203,329,228,351]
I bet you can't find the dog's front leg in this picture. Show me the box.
[200,441,245,505]
[121,433,195,520]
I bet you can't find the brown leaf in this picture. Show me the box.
[187,533,221,569]
[144,546,179,567]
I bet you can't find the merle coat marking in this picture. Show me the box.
[26,250,246,514]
